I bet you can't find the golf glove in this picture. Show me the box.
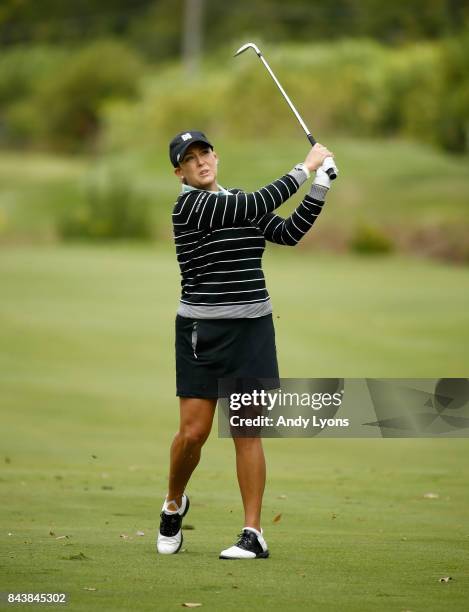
[313,165,331,189]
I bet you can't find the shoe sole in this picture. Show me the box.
[158,495,190,555]
[219,550,269,560]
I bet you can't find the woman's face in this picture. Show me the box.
[175,143,218,191]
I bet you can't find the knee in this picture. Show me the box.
[179,425,210,448]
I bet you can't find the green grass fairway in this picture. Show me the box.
[1,245,469,611]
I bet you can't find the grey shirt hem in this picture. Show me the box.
[177,299,273,319]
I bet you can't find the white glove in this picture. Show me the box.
[313,165,331,189]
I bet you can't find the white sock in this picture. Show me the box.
[163,496,182,514]
[244,526,262,538]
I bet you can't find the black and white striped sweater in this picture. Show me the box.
[172,165,328,318]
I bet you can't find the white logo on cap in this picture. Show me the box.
[181,132,192,141]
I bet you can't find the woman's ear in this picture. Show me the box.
[174,167,185,182]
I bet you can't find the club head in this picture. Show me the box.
[234,42,261,57]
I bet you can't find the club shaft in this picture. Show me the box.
[239,43,338,180]
[258,53,314,142]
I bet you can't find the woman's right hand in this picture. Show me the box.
[304,143,334,173]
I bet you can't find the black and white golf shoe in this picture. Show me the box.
[156,494,190,555]
[219,527,269,559]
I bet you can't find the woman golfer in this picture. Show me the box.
[157,130,334,559]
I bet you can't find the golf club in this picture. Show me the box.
[234,42,338,181]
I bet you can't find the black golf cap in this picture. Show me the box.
[169,130,213,167]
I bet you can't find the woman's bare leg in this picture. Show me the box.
[166,397,217,510]
[232,436,265,531]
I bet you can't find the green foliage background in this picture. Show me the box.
[0,0,468,154]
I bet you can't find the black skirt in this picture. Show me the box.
[175,314,280,399]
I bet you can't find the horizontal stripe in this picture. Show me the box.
[185,267,262,280]
[182,256,261,276]
[185,277,262,286]
[180,296,271,307]
[179,246,263,266]
[184,287,267,296]
[176,235,264,259]
[211,226,255,234]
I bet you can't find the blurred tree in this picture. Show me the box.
[1,0,468,54]
[129,1,184,60]
[437,25,469,151]
[347,0,467,42]
[182,0,204,78]
[0,0,154,45]
[28,39,143,151]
